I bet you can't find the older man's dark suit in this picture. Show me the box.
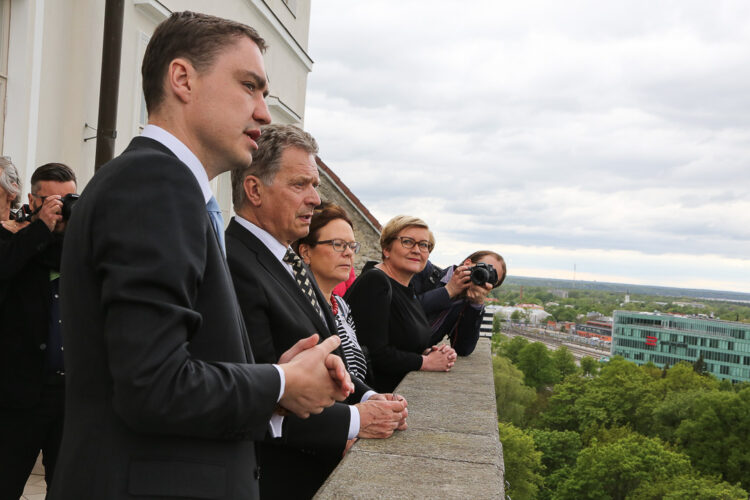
[226,218,370,499]
[49,137,281,500]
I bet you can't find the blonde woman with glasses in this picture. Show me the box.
[345,215,456,393]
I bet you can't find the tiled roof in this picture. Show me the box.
[316,156,382,231]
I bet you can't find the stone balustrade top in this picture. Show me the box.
[315,338,505,499]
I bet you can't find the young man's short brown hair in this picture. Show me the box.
[142,11,267,114]
[30,163,77,194]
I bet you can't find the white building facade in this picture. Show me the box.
[494,305,552,325]
[1,0,312,218]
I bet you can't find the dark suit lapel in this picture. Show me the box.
[219,245,255,363]
[203,219,257,364]
[126,138,256,364]
[226,219,332,337]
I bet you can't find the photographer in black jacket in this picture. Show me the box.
[0,162,77,498]
[412,250,506,356]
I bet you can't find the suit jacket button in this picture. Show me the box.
[39,343,47,350]
[254,467,261,480]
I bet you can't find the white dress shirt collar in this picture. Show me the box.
[141,124,213,204]
[234,215,294,275]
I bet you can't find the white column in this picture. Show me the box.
[4,0,45,188]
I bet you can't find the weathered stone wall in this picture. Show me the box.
[314,338,505,499]
[317,167,382,275]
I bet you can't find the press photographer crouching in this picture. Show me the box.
[0,162,77,498]
[412,250,506,356]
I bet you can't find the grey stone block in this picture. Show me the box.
[315,452,503,500]
[355,428,502,468]
[315,339,505,499]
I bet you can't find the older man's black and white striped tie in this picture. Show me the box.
[283,248,324,320]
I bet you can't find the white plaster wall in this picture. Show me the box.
[4,0,311,215]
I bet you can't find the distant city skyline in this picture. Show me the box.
[505,275,750,302]
[305,1,750,294]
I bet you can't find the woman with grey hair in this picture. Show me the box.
[0,157,22,222]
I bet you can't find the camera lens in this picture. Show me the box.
[469,263,498,287]
[470,266,490,286]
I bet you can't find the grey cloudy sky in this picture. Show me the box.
[303,0,750,293]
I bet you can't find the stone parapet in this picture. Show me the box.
[315,338,504,499]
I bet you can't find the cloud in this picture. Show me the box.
[305,0,750,293]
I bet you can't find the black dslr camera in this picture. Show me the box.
[60,193,80,221]
[469,262,498,287]
[9,193,80,223]
[9,204,34,223]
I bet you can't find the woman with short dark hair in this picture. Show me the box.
[294,202,368,382]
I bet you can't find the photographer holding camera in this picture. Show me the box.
[411,250,506,356]
[0,162,77,498]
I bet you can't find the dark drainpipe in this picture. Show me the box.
[94,0,125,171]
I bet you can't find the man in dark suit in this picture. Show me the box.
[0,163,76,498]
[50,12,353,500]
[226,124,408,499]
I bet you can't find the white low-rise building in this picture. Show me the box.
[493,305,551,325]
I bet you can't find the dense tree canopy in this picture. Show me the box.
[579,356,598,376]
[550,346,577,380]
[668,388,750,490]
[529,429,581,476]
[518,342,560,390]
[498,335,529,364]
[491,326,749,498]
[498,422,544,500]
[628,475,748,500]
[552,432,692,500]
[493,355,536,427]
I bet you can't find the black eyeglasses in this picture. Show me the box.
[316,239,361,254]
[398,236,433,253]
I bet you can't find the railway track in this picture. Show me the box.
[503,326,611,361]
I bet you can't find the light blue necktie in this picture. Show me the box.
[206,196,226,255]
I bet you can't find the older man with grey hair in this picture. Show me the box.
[226,123,407,499]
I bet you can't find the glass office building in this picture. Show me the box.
[612,310,750,383]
